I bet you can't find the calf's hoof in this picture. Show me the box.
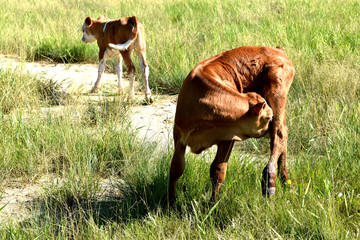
[145,93,153,104]
[209,195,218,205]
[90,88,98,93]
[261,165,276,197]
[261,175,276,197]
[262,186,276,197]
[161,194,176,209]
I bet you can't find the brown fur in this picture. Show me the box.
[166,46,294,204]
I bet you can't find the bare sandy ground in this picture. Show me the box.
[0,54,177,147]
[0,55,177,223]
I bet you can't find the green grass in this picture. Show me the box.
[0,68,40,115]
[0,0,359,93]
[0,0,359,239]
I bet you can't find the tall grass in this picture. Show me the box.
[0,0,359,93]
[0,68,40,115]
[0,72,136,182]
[0,0,359,239]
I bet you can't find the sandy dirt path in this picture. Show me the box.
[0,54,177,147]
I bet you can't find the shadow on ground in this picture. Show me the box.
[20,162,169,231]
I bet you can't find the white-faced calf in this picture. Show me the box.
[81,15,152,103]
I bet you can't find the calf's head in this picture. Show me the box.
[81,17,97,43]
[245,92,273,138]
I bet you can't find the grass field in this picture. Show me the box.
[0,0,359,239]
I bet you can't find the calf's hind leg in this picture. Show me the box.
[166,127,186,205]
[277,125,289,184]
[121,50,136,101]
[115,54,123,92]
[210,140,234,202]
[91,58,106,93]
[135,49,153,104]
[261,65,293,197]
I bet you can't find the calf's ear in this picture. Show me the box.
[251,102,266,116]
[128,16,137,27]
[85,17,92,27]
[97,15,106,21]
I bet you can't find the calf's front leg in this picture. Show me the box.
[210,140,234,202]
[91,58,106,93]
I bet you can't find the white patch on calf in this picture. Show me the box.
[109,40,133,51]
[81,23,96,43]
[145,65,149,80]
[103,20,112,32]
[268,187,276,195]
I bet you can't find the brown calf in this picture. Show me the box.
[167,46,295,203]
[81,15,152,103]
